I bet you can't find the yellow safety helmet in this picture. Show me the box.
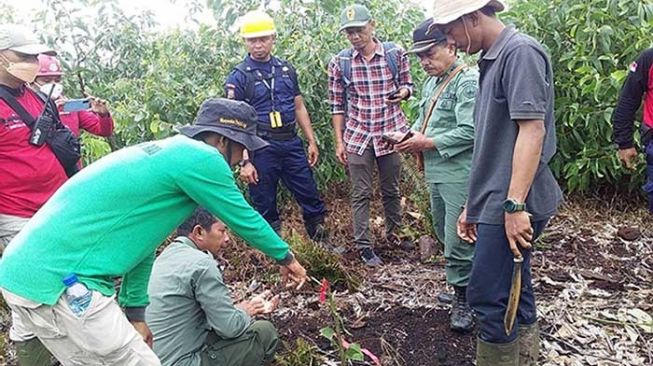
[240,10,276,38]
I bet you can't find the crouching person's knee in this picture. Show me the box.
[250,320,278,362]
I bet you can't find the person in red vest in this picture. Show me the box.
[33,54,113,139]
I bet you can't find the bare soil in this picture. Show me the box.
[1,180,651,366]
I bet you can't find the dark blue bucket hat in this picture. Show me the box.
[178,98,268,151]
[406,18,448,54]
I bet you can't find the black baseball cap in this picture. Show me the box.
[178,98,268,151]
[406,18,448,54]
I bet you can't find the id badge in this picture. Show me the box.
[269,111,283,128]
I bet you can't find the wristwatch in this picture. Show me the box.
[503,199,526,213]
[238,159,250,168]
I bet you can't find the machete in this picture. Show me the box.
[504,255,524,335]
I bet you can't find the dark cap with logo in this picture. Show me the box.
[339,4,372,32]
[178,98,269,151]
[406,18,448,54]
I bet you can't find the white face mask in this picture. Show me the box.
[39,82,64,99]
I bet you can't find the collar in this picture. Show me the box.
[481,25,517,61]
[245,55,282,70]
[0,83,27,97]
[352,38,384,59]
[174,236,200,251]
[436,59,462,82]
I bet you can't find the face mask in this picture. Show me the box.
[0,55,39,83]
[39,82,64,99]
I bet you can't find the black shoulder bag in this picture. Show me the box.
[0,87,81,177]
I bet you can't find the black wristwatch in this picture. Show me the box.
[238,159,250,168]
[503,199,526,213]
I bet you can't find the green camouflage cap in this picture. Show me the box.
[339,4,372,32]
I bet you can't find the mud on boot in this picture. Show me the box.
[518,322,540,366]
[476,337,519,366]
[450,285,474,332]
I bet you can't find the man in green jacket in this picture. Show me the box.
[391,19,477,333]
[147,207,279,366]
[0,98,307,365]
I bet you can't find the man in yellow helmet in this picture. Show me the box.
[225,10,344,254]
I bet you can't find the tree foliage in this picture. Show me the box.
[18,0,424,185]
[9,0,653,193]
[505,0,653,193]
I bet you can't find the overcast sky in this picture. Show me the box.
[8,0,433,29]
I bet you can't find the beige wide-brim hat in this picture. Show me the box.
[431,0,506,25]
[0,25,56,55]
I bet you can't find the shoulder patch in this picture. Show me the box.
[226,84,236,99]
[630,61,638,73]
[459,80,478,99]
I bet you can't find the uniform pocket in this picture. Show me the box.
[203,331,257,364]
[436,99,455,111]
[76,292,129,357]
[26,305,66,339]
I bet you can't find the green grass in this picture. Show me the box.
[286,231,361,291]
[274,338,322,366]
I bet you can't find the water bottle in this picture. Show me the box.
[62,274,92,317]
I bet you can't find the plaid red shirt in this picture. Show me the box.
[328,40,413,157]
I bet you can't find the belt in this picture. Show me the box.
[257,122,297,141]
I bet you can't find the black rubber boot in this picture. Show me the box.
[307,223,345,254]
[450,285,474,332]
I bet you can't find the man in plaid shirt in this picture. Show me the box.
[328,4,414,266]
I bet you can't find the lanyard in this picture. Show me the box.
[260,65,276,111]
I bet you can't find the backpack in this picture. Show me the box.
[233,58,298,104]
[337,41,401,113]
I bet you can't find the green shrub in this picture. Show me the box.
[23,0,424,191]
[286,231,361,290]
[505,0,653,193]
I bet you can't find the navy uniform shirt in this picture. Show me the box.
[225,55,301,127]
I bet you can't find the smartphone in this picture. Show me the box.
[387,89,402,99]
[382,131,414,144]
[63,99,91,112]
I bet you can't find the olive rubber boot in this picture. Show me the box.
[15,337,56,366]
[518,322,540,366]
[450,286,474,332]
[476,337,519,366]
